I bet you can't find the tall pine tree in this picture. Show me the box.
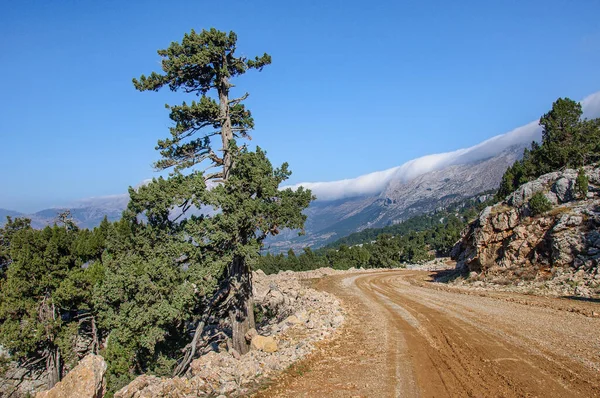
[132,29,310,368]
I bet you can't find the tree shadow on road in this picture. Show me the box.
[560,296,600,304]
[428,268,468,284]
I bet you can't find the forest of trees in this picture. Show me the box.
[256,195,495,274]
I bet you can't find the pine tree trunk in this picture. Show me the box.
[228,255,255,354]
[219,76,233,180]
[46,347,61,389]
[218,74,255,353]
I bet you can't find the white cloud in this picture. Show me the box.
[287,91,600,201]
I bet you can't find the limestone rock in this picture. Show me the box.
[451,165,600,297]
[114,374,207,398]
[251,335,278,352]
[37,354,106,398]
[552,177,572,203]
[284,315,302,325]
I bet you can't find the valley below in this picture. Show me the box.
[255,269,600,397]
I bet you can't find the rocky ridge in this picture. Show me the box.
[450,165,600,298]
[114,267,353,397]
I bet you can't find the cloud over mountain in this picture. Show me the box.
[287,91,600,201]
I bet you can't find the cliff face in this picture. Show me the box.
[451,165,600,296]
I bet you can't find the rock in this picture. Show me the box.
[114,374,207,398]
[552,177,574,203]
[37,354,106,398]
[245,328,258,342]
[251,335,278,353]
[265,288,285,309]
[452,165,600,298]
[332,314,344,326]
[229,348,241,360]
[544,192,559,205]
[284,315,302,325]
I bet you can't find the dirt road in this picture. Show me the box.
[254,270,600,397]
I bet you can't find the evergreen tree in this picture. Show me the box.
[0,222,105,388]
[133,28,271,180]
[133,28,274,356]
[0,217,31,279]
[575,168,589,199]
[497,98,600,199]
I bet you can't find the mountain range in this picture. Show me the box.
[3,92,600,249]
[0,195,129,229]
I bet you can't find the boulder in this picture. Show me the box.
[37,354,106,398]
[552,177,574,203]
[265,288,285,309]
[544,191,559,205]
[251,335,278,352]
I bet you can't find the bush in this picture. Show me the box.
[528,192,552,215]
[575,168,589,199]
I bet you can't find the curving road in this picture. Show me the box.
[254,270,600,397]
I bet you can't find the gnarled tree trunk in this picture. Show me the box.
[46,347,61,389]
[228,255,255,354]
[218,73,255,354]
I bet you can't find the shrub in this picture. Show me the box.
[529,192,552,215]
[575,168,589,199]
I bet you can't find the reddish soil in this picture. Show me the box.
[253,270,600,397]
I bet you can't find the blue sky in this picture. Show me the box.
[1,0,599,212]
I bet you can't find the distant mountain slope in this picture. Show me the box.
[0,194,217,230]
[285,91,600,202]
[265,92,600,251]
[0,208,24,221]
[0,196,128,229]
[264,146,522,252]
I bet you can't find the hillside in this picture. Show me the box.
[265,145,524,251]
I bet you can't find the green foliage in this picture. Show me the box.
[96,252,196,390]
[132,28,271,173]
[497,98,600,199]
[0,220,107,382]
[107,26,310,387]
[575,168,589,199]
[93,146,312,390]
[528,192,552,216]
[0,216,32,279]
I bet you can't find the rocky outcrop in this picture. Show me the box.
[115,268,349,397]
[451,166,600,297]
[36,354,107,398]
